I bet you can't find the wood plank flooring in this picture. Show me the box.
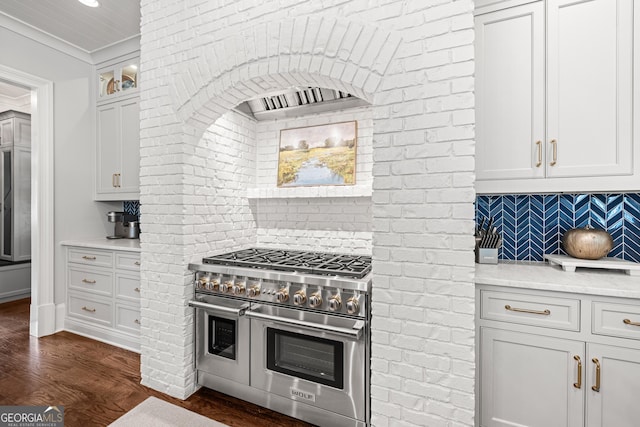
[0,298,312,427]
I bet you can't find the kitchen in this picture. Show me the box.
[0,1,639,427]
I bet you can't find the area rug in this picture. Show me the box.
[109,396,229,427]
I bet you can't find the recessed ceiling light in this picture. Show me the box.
[78,0,100,7]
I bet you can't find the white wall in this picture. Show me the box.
[0,26,121,306]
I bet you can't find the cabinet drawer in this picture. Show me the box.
[68,294,112,326]
[115,303,140,335]
[115,252,140,271]
[115,273,140,301]
[481,290,580,331]
[593,301,640,341]
[68,248,113,268]
[68,266,112,296]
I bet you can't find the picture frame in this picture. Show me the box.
[277,120,358,187]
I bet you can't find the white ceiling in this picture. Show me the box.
[0,0,140,53]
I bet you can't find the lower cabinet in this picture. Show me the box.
[477,287,640,427]
[586,344,640,427]
[480,328,584,427]
[65,245,140,352]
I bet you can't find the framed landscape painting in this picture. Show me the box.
[277,121,357,187]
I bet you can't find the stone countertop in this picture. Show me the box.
[476,261,640,299]
[60,238,141,252]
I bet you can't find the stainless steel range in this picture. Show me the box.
[188,248,372,427]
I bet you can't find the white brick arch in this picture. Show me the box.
[171,16,401,134]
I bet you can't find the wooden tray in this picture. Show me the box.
[544,254,640,276]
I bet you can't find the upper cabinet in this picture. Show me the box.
[475,0,639,194]
[97,57,139,103]
[94,53,140,201]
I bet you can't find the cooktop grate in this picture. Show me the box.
[202,248,371,279]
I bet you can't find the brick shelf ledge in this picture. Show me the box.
[246,185,372,199]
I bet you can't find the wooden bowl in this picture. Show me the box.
[562,226,613,260]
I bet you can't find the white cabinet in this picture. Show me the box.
[94,52,140,201]
[475,1,545,181]
[95,97,140,200]
[0,111,31,262]
[586,344,640,427]
[475,0,638,194]
[97,56,139,103]
[477,286,640,427]
[64,245,140,351]
[480,328,584,427]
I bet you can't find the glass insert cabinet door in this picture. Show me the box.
[98,60,139,100]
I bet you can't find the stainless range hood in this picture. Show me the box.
[235,87,369,121]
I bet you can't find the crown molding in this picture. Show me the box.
[91,34,141,65]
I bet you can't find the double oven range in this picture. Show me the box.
[188,248,372,427]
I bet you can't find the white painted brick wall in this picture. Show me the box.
[254,106,372,252]
[139,0,475,425]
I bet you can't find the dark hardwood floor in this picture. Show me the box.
[0,298,312,427]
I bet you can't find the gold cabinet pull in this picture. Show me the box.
[134,287,140,293]
[592,358,601,392]
[623,318,640,327]
[117,173,121,187]
[81,279,96,284]
[549,139,557,166]
[112,173,117,187]
[134,319,140,324]
[535,140,542,167]
[134,261,140,266]
[81,306,96,313]
[504,304,551,316]
[82,256,96,260]
[573,355,582,389]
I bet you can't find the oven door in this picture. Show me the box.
[246,304,367,422]
[189,295,250,385]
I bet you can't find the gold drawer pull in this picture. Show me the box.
[535,140,542,167]
[134,319,140,325]
[134,261,140,266]
[573,355,582,389]
[549,139,557,166]
[504,305,551,316]
[82,279,96,284]
[623,318,640,327]
[82,256,97,260]
[134,287,140,293]
[81,306,96,313]
[592,358,601,392]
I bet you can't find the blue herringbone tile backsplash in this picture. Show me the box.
[476,193,640,263]
[123,200,140,217]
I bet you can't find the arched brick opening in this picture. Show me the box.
[140,15,400,399]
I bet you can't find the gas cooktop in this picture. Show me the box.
[202,248,372,279]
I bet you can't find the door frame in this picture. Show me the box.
[0,64,55,337]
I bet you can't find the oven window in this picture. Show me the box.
[267,328,344,389]
[208,315,236,360]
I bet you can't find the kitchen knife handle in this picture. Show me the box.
[550,139,557,166]
[573,355,582,389]
[535,140,542,167]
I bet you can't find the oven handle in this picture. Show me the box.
[245,310,364,340]
[188,300,249,316]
